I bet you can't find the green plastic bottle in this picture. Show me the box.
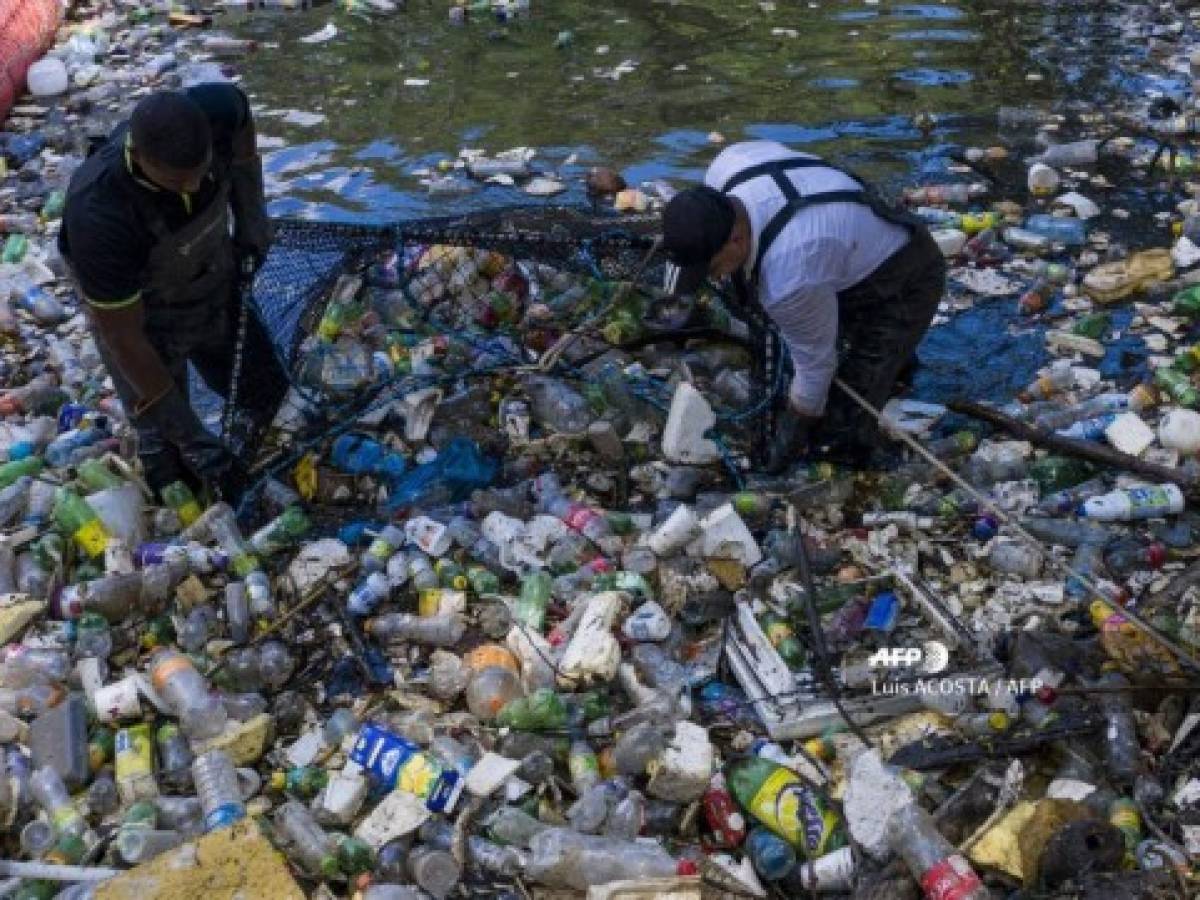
[1,234,28,264]
[1072,312,1111,340]
[1172,285,1200,318]
[496,688,607,731]
[334,834,375,878]
[270,765,329,799]
[758,612,806,669]
[467,565,500,596]
[1155,367,1199,408]
[1028,456,1093,493]
[726,756,843,859]
[161,480,202,528]
[0,455,42,490]
[515,571,552,630]
[53,490,111,558]
[75,458,124,492]
[41,190,65,221]
[248,506,310,556]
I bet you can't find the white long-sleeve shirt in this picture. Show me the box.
[704,141,909,415]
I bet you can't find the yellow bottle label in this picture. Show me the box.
[115,724,154,783]
[73,518,109,557]
[747,768,840,857]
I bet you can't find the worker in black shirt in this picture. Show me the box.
[60,84,287,505]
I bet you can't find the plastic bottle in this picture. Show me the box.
[1172,285,1200,318]
[891,802,990,899]
[182,502,258,576]
[703,772,747,849]
[521,375,592,434]
[1154,368,1198,408]
[156,724,193,789]
[115,828,182,866]
[248,506,310,556]
[274,800,341,880]
[1065,540,1106,599]
[527,828,678,891]
[726,757,842,858]
[30,766,85,839]
[534,473,612,545]
[1094,673,1139,785]
[191,750,245,832]
[1104,539,1168,577]
[1078,484,1185,521]
[149,649,228,740]
[463,644,523,720]
[515,571,552,630]
[1031,136,1100,165]
[362,525,404,573]
[407,844,462,898]
[902,183,986,205]
[1034,477,1109,515]
[365,613,465,647]
[53,490,110,559]
[747,825,798,881]
[348,572,391,616]
[0,375,59,416]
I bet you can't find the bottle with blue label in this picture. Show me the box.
[349,723,463,813]
[1079,484,1185,521]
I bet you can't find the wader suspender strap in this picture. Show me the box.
[721,158,870,287]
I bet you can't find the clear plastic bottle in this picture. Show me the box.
[191,750,245,832]
[225,582,250,645]
[362,525,404,573]
[987,540,1043,577]
[30,766,84,838]
[365,613,465,647]
[1094,672,1139,785]
[245,571,275,619]
[890,802,990,900]
[258,640,294,691]
[149,649,227,740]
[274,800,341,880]
[463,644,523,720]
[348,572,391,616]
[407,844,462,899]
[486,805,551,846]
[521,375,592,434]
[116,828,182,866]
[605,789,645,840]
[156,724,193,789]
[526,828,678,891]
[1029,139,1099,167]
[0,645,70,685]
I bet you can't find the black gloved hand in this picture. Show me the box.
[764,407,816,476]
[136,387,247,499]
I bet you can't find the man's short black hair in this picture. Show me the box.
[130,91,212,170]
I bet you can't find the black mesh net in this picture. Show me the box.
[242,205,782,477]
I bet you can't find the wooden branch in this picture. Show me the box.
[948,400,1199,493]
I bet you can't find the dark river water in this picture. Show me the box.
[222,0,1187,404]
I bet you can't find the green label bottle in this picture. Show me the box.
[726,756,843,859]
[53,490,111,558]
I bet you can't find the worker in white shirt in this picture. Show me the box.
[661,140,945,471]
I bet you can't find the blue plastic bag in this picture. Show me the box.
[386,438,497,511]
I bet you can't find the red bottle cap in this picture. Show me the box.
[676,860,699,877]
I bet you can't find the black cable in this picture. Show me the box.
[791,507,874,749]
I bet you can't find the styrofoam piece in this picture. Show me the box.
[284,728,327,769]
[399,388,442,442]
[557,592,623,687]
[26,58,68,97]
[697,504,762,567]
[931,228,966,257]
[879,398,946,437]
[646,505,700,556]
[1104,412,1155,456]
[844,750,915,862]
[464,752,521,797]
[354,789,430,849]
[316,768,368,825]
[647,721,713,803]
[1159,408,1200,453]
[1175,236,1200,269]
[662,382,721,465]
